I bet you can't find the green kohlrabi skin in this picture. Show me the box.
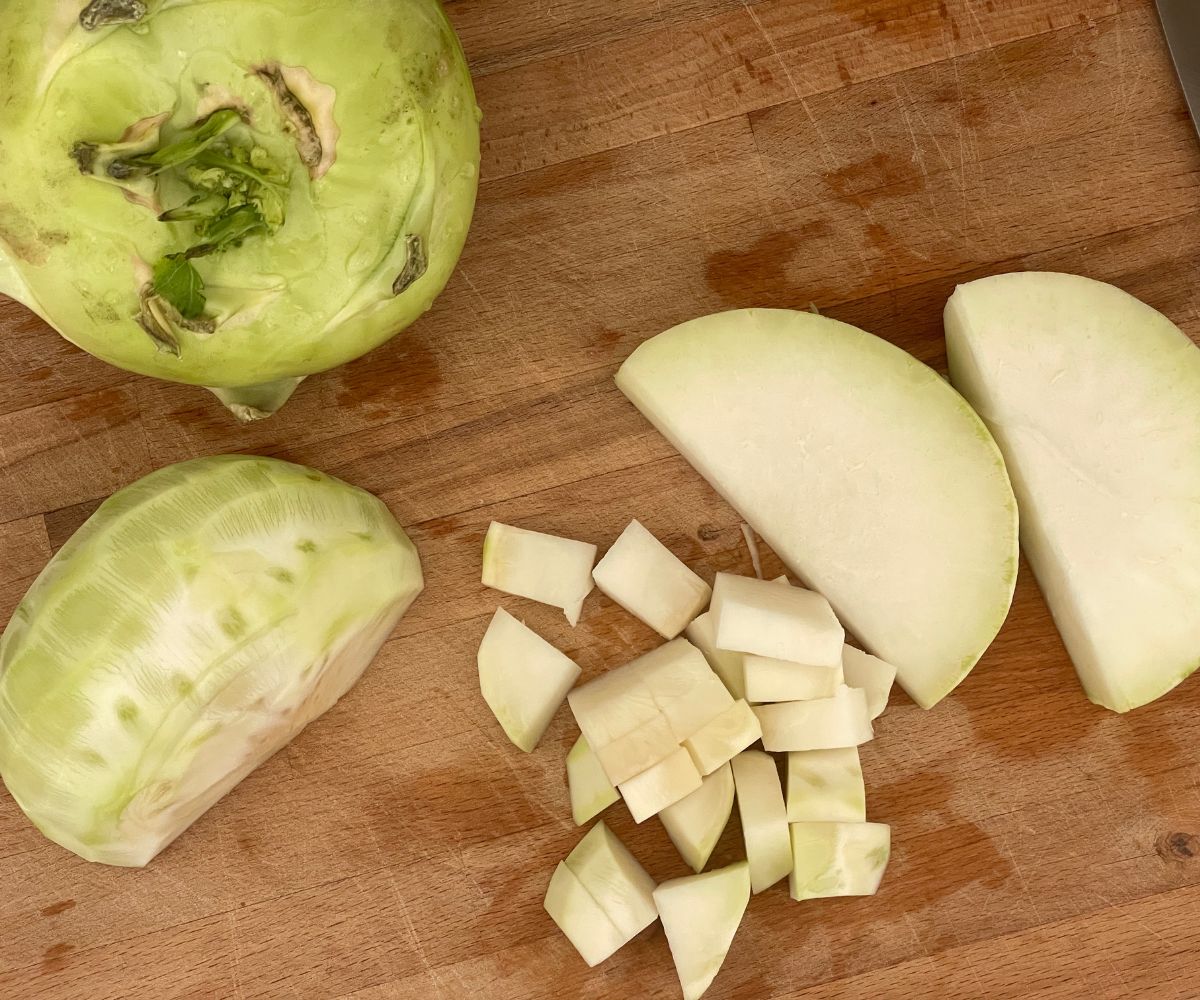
[0,455,424,867]
[0,0,480,418]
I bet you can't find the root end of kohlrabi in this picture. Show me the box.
[207,376,306,422]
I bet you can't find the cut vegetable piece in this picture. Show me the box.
[642,650,734,741]
[544,862,627,967]
[743,655,842,703]
[592,520,712,638]
[840,645,896,719]
[683,699,762,775]
[786,748,866,823]
[660,762,734,873]
[945,272,1200,712]
[478,609,580,753]
[684,612,747,700]
[567,735,619,825]
[617,309,1018,709]
[565,821,658,940]
[594,712,678,786]
[654,862,751,1000]
[567,667,658,750]
[481,522,597,625]
[730,750,792,893]
[710,573,844,667]
[754,687,873,752]
[789,822,891,901]
[618,747,702,823]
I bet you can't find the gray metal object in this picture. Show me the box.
[1159,0,1200,128]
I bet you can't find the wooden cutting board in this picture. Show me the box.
[2,1,1199,997]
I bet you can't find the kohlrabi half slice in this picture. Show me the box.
[786,748,866,823]
[618,746,702,823]
[482,523,597,626]
[840,645,896,719]
[565,821,658,940]
[789,822,891,901]
[477,609,580,753]
[946,272,1200,712]
[567,735,619,825]
[0,455,423,867]
[0,0,480,419]
[730,750,792,894]
[544,862,627,967]
[617,309,1018,709]
[754,687,873,753]
[654,861,751,1000]
[659,762,734,873]
[592,520,712,639]
[683,699,762,775]
[710,573,844,668]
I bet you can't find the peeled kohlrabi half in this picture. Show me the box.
[0,455,423,867]
[0,0,480,420]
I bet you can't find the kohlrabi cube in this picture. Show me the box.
[481,522,597,626]
[478,609,580,753]
[683,700,763,775]
[659,762,734,873]
[841,645,896,719]
[754,687,873,752]
[544,862,627,967]
[710,573,844,668]
[742,655,843,703]
[618,747,702,823]
[639,641,734,741]
[564,821,658,940]
[786,748,866,823]
[594,714,679,785]
[567,735,619,826]
[789,822,891,901]
[616,309,1018,709]
[654,861,751,1000]
[592,520,712,638]
[0,456,423,867]
[730,750,792,894]
[946,272,1200,712]
[684,611,747,700]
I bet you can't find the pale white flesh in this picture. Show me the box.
[478,609,581,753]
[593,519,712,639]
[565,821,658,940]
[567,735,619,826]
[617,309,1018,708]
[789,822,891,901]
[683,699,763,775]
[595,714,679,786]
[544,862,627,967]
[840,645,896,719]
[684,611,747,700]
[730,750,792,894]
[946,272,1200,712]
[786,748,866,823]
[711,573,844,667]
[743,655,843,703]
[754,686,873,752]
[481,522,597,626]
[659,762,734,873]
[654,861,751,1000]
[618,746,702,823]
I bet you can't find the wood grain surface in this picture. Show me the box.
[3,1,1200,997]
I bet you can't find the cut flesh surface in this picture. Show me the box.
[789,822,891,901]
[481,522,596,625]
[660,762,735,873]
[743,655,843,703]
[710,573,844,667]
[564,821,658,940]
[594,714,679,786]
[618,746,702,823]
[567,735,619,825]
[544,862,627,967]
[946,272,1200,712]
[840,645,896,719]
[730,750,792,894]
[685,612,746,700]
[786,748,866,823]
[754,686,873,752]
[617,309,1018,708]
[683,699,763,775]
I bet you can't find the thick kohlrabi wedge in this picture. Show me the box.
[617,310,1019,708]
[544,862,627,967]
[660,762,734,873]
[618,746,702,823]
[730,750,792,894]
[567,736,620,825]
[789,822,891,901]
[593,520,711,639]
[683,700,762,775]
[754,687,873,752]
[654,862,751,1000]
[478,609,580,753]
[840,646,896,719]
[0,456,423,867]
[565,821,658,940]
[946,273,1200,712]
[786,748,866,823]
[710,573,844,668]
[482,523,597,626]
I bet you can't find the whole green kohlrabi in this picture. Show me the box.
[0,455,423,866]
[0,0,480,419]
